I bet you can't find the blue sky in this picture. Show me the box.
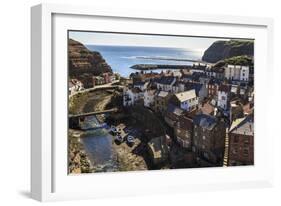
[69,31,232,52]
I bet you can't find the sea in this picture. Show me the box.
[85,45,203,77]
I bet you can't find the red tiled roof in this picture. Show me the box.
[201,102,214,115]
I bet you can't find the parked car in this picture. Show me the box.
[126,135,135,146]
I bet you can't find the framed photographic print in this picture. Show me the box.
[31,3,274,201]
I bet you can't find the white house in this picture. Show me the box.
[69,79,84,95]
[173,89,198,112]
[156,76,176,92]
[224,65,239,80]
[144,89,157,108]
[240,66,250,82]
[172,70,182,78]
[133,81,149,91]
[217,84,230,110]
[171,81,185,94]
[224,65,250,82]
[123,87,144,107]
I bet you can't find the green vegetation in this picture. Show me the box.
[225,39,254,47]
[214,55,253,68]
[202,39,254,63]
[69,92,89,114]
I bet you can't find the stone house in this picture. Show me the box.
[174,115,193,149]
[164,104,185,128]
[192,114,226,165]
[93,76,105,86]
[123,87,144,107]
[228,114,254,166]
[153,91,171,115]
[207,78,220,97]
[147,136,169,165]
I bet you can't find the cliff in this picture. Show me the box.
[68,39,112,79]
[202,40,254,63]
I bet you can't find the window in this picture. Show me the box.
[192,146,196,152]
[234,135,239,143]
[203,152,209,159]
[243,149,249,157]
[244,137,249,145]
[203,135,206,140]
[232,148,238,155]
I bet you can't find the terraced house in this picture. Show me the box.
[174,115,193,149]
[192,114,226,165]
[228,114,254,166]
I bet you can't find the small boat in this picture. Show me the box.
[110,126,117,134]
[126,135,135,146]
[115,134,123,143]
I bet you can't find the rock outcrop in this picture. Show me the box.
[202,40,254,63]
[69,39,112,87]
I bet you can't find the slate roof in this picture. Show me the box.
[167,104,184,116]
[131,87,142,94]
[210,67,224,73]
[156,76,176,85]
[134,81,146,86]
[157,91,169,98]
[229,114,254,136]
[174,89,196,102]
[208,78,222,85]
[178,115,193,130]
[185,82,203,95]
[193,114,217,130]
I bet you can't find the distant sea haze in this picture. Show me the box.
[86,45,203,77]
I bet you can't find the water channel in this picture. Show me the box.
[80,116,119,172]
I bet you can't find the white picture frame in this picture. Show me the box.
[31,3,274,202]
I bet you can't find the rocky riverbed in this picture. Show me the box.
[68,129,93,174]
[69,89,149,174]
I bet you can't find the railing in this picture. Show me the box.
[69,108,118,118]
